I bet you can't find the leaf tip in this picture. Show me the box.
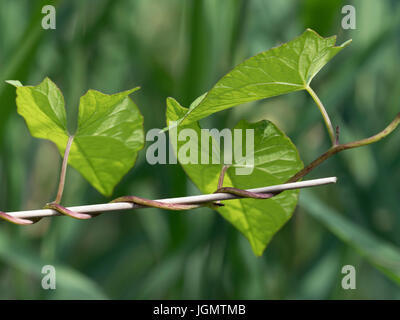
[304,28,329,40]
[305,27,317,34]
[304,28,352,50]
[252,247,264,257]
[166,96,178,105]
[5,80,23,87]
[340,38,353,48]
[129,86,141,95]
[159,126,169,133]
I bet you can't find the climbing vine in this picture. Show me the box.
[1,29,399,257]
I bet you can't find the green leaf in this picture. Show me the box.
[175,29,351,127]
[9,77,144,196]
[166,97,303,256]
[70,88,144,196]
[301,190,400,285]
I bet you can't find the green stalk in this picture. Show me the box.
[54,136,74,204]
[288,113,400,183]
[306,85,336,146]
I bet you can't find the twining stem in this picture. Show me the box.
[215,165,231,204]
[54,136,74,204]
[2,113,399,224]
[306,85,336,146]
[2,109,399,224]
[4,177,337,221]
[217,165,231,190]
[200,113,400,202]
[288,112,400,183]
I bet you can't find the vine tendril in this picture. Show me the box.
[0,113,398,226]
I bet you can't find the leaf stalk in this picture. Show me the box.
[54,135,74,204]
[306,85,337,146]
[288,113,400,182]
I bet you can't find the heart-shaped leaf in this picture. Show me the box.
[166,98,303,256]
[175,29,351,127]
[8,77,144,196]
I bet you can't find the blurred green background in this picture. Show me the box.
[0,0,399,299]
